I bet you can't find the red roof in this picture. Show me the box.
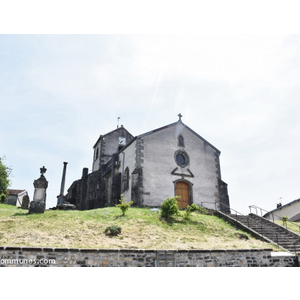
[7,189,26,195]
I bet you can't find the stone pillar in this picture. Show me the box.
[29,166,48,214]
[57,162,68,205]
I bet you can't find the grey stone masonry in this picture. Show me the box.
[0,247,298,267]
[135,138,144,168]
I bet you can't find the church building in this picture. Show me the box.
[66,115,230,212]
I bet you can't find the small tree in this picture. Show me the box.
[116,194,133,216]
[184,203,208,219]
[160,196,180,219]
[0,157,11,203]
[281,216,289,227]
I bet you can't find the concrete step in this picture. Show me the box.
[227,212,300,253]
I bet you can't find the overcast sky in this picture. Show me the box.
[2,34,300,214]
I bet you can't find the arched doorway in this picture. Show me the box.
[175,181,190,209]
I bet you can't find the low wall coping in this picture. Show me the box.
[270,251,295,257]
[0,246,274,253]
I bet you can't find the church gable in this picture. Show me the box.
[133,119,224,209]
[137,119,220,154]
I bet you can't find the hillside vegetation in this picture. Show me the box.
[275,220,300,234]
[0,204,279,250]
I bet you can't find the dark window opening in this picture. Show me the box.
[178,134,185,147]
[123,167,130,191]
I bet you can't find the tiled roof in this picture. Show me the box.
[7,189,26,195]
[264,198,300,216]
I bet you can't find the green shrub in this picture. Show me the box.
[281,216,289,226]
[0,192,6,204]
[0,157,11,203]
[116,194,133,216]
[198,205,209,215]
[184,203,199,219]
[104,225,122,236]
[160,196,180,219]
[184,204,208,219]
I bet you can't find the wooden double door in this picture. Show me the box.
[176,181,190,209]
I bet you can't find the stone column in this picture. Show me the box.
[57,162,68,205]
[29,166,48,214]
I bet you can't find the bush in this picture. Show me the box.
[104,225,122,236]
[281,216,289,227]
[160,196,180,219]
[116,194,133,216]
[0,190,7,204]
[198,205,209,215]
[0,157,11,204]
[184,203,199,219]
[184,204,208,219]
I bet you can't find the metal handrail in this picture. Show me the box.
[200,202,296,251]
[249,205,300,252]
[249,205,300,233]
[201,201,252,234]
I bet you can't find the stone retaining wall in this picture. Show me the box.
[0,247,298,267]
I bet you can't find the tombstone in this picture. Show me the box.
[29,166,48,214]
[21,195,30,209]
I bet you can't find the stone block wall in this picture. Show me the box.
[0,247,298,267]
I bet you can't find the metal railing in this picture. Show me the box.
[249,205,300,234]
[201,201,245,218]
[201,201,253,234]
[201,202,287,249]
[200,202,300,253]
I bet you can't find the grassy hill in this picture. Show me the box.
[0,203,280,250]
[275,219,300,234]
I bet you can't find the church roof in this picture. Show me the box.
[120,119,221,154]
[137,120,221,153]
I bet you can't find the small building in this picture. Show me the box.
[6,189,29,208]
[264,199,300,223]
[67,116,230,212]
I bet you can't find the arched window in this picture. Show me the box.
[123,167,130,191]
[178,134,185,147]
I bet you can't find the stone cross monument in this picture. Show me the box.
[28,166,48,214]
[57,162,68,205]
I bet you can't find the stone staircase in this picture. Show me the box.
[212,205,300,253]
[226,212,300,253]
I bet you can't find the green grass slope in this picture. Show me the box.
[0,204,278,250]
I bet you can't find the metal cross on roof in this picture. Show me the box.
[40,166,47,175]
[178,113,183,121]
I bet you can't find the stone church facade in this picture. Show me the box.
[66,117,230,212]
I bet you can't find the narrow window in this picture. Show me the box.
[178,134,185,147]
[123,167,130,191]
